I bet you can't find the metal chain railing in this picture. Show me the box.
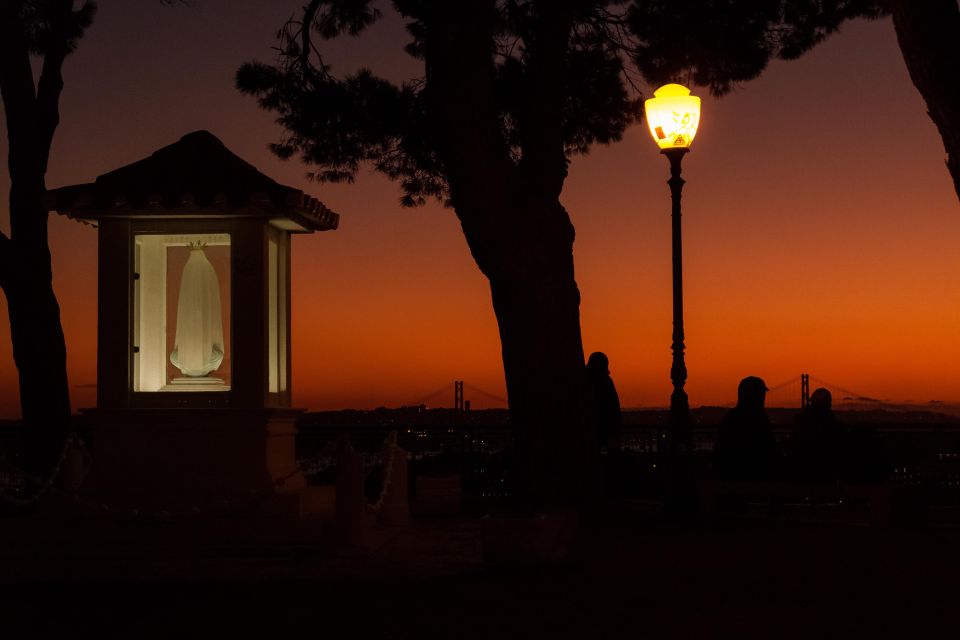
[0,432,89,507]
[366,431,399,514]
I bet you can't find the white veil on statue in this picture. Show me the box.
[170,245,224,377]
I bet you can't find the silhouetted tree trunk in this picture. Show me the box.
[882,0,960,202]
[425,1,599,505]
[0,1,74,479]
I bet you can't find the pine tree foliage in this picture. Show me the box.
[237,0,881,207]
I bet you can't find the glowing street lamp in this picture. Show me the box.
[645,83,701,151]
[644,84,701,448]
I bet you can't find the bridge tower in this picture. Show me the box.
[801,373,810,409]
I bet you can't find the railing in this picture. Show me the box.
[3,419,960,506]
[299,421,960,505]
[297,424,515,499]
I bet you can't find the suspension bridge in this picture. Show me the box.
[409,375,900,412]
[409,381,508,410]
[764,374,885,409]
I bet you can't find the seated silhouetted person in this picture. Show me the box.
[790,388,844,481]
[587,352,622,452]
[714,376,781,481]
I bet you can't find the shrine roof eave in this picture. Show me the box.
[47,185,339,233]
[45,130,340,233]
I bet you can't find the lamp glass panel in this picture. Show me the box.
[644,84,701,150]
[133,233,231,392]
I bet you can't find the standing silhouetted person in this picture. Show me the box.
[587,352,621,452]
[714,376,781,481]
[791,387,844,481]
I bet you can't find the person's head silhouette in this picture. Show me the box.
[587,352,609,376]
[810,387,832,411]
[737,376,768,412]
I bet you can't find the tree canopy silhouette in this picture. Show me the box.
[636,0,960,201]
[236,0,890,505]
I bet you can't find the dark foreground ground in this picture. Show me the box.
[2,503,959,639]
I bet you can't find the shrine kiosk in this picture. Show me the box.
[50,130,339,510]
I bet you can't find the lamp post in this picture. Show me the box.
[644,84,701,452]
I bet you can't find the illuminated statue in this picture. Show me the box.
[170,244,224,377]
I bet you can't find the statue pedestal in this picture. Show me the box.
[77,408,305,514]
[162,377,229,392]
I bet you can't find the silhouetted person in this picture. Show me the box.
[791,389,893,483]
[714,376,781,481]
[790,388,844,481]
[587,352,621,452]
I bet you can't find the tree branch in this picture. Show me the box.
[423,0,514,213]
[517,1,575,201]
[0,0,50,250]
[0,1,40,172]
[300,0,324,70]
[0,230,14,294]
[35,0,75,175]
[882,0,960,202]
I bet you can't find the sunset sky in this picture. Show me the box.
[1,0,958,416]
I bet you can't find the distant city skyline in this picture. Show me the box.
[1,1,958,416]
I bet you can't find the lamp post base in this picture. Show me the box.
[668,391,693,457]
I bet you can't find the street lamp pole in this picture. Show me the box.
[663,147,692,447]
[644,84,701,452]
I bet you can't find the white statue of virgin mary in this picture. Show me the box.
[170,244,224,377]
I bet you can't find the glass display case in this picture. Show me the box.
[133,233,231,392]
